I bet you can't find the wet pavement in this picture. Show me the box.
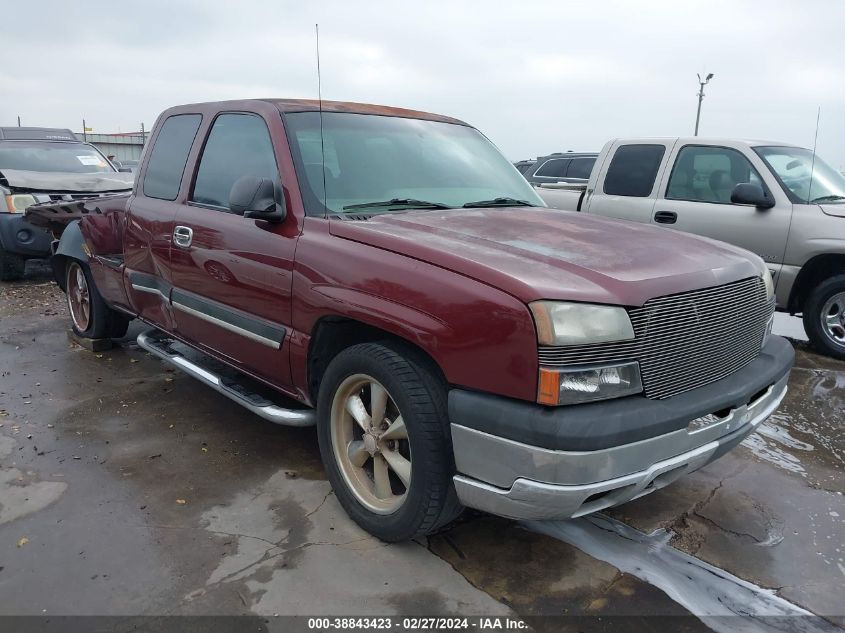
[1,266,843,630]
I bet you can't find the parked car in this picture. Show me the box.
[536,138,845,359]
[513,159,536,174]
[522,151,598,186]
[0,127,133,280]
[119,159,140,173]
[27,100,793,541]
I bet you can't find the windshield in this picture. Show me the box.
[284,111,544,215]
[754,146,845,204]
[0,140,114,174]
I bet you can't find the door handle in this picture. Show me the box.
[654,211,678,224]
[173,225,193,248]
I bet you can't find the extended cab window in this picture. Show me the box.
[143,114,202,200]
[535,158,569,178]
[191,113,279,210]
[667,145,764,204]
[603,144,665,197]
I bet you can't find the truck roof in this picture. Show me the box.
[610,137,802,149]
[0,127,79,142]
[160,99,469,126]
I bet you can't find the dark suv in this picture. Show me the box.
[0,127,132,280]
[522,151,598,185]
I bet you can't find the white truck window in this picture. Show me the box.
[603,144,665,197]
[666,145,764,204]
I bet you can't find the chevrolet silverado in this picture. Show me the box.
[537,137,845,359]
[26,100,793,541]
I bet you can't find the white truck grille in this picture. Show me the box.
[537,276,774,399]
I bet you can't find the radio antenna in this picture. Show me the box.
[807,106,820,205]
[316,23,328,216]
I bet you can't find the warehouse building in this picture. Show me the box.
[75,131,148,163]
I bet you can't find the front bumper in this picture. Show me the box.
[0,213,53,258]
[450,336,793,520]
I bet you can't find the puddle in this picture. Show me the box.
[0,433,67,524]
[526,515,838,633]
[756,414,815,452]
[741,429,808,477]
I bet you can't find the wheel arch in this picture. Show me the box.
[306,315,446,405]
[788,253,845,313]
[50,221,88,291]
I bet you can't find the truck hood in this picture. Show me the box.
[0,168,134,193]
[330,207,764,306]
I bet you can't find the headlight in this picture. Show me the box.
[762,270,774,301]
[538,362,643,405]
[529,301,635,345]
[4,194,37,213]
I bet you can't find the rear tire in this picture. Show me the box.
[65,260,129,339]
[803,273,845,360]
[316,342,462,542]
[0,246,25,281]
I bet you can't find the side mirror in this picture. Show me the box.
[730,183,775,209]
[229,176,286,222]
[118,167,132,173]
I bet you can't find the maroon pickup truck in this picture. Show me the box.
[27,99,793,541]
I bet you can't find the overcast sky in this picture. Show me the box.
[4,0,844,168]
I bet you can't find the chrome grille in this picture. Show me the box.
[537,276,774,399]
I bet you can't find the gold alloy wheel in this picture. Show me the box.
[67,262,91,332]
[330,374,412,514]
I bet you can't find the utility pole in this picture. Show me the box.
[82,118,87,142]
[141,122,145,146]
[694,73,714,136]
[17,116,21,127]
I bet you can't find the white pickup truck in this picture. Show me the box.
[537,137,845,359]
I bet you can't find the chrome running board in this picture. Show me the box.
[137,329,315,427]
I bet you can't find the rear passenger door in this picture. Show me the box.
[124,113,202,330]
[652,144,791,279]
[583,142,671,223]
[169,111,298,388]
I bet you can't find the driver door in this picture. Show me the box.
[651,143,792,284]
[169,112,297,388]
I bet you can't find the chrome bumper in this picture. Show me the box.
[451,373,788,521]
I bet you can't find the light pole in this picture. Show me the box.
[694,73,714,136]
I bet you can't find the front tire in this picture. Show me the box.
[316,342,461,541]
[803,273,845,360]
[65,260,129,339]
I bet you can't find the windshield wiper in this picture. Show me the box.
[810,195,845,203]
[342,198,451,211]
[462,197,537,208]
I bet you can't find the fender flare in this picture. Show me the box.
[50,221,88,291]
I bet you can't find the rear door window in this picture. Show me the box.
[535,158,569,178]
[142,114,202,200]
[567,157,595,180]
[191,113,279,210]
[602,144,665,197]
